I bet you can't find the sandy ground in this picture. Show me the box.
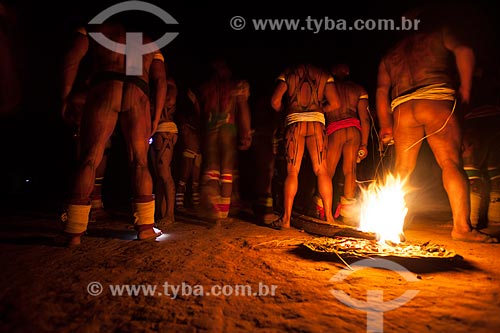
[1,205,500,333]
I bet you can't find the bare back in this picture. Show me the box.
[281,64,330,114]
[382,30,455,98]
[325,80,367,124]
[199,77,249,126]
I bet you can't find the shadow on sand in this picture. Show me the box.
[289,245,479,274]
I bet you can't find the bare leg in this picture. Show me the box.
[178,124,202,208]
[333,127,361,225]
[306,123,334,223]
[219,124,237,218]
[253,130,279,223]
[149,144,164,221]
[179,156,194,183]
[177,127,195,209]
[428,116,496,242]
[64,82,122,245]
[162,135,177,222]
[320,130,343,219]
[89,142,111,222]
[121,85,159,239]
[395,100,497,243]
[392,117,423,180]
[152,132,177,224]
[71,84,121,205]
[120,101,153,200]
[342,127,361,198]
[326,131,343,179]
[191,153,202,208]
[176,155,192,210]
[201,127,222,219]
[282,123,306,228]
[91,153,107,206]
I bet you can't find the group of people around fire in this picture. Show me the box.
[56,6,499,247]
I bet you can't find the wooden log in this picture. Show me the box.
[291,212,377,240]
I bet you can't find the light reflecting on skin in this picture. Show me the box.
[119,227,171,241]
[153,227,170,242]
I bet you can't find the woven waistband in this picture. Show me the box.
[285,112,325,126]
[391,83,455,112]
[156,121,178,133]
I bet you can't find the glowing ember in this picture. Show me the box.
[358,173,408,244]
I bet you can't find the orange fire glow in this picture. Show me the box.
[358,173,408,244]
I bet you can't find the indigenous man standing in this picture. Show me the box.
[198,57,252,220]
[150,77,178,227]
[60,20,167,246]
[320,63,370,226]
[271,62,340,229]
[376,9,497,243]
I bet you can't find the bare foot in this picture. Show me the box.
[451,229,498,243]
[325,216,335,224]
[269,216,290,230]
[54,233,81,247]
[213,217,233,228]
[137,228,162,240]
[68,235,82,247]
[260,213,280,226]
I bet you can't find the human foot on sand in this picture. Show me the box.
[54,233,82,248]
[257,213,280,226]
[269,216,290,230]
[137,228,162,240]
[451,229,498,243]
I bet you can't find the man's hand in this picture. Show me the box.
[379,126,394,150]
[357,145,368,163]
[458,85,471,105]
[150,119,159,138]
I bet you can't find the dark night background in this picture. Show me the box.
[1,0,498,213]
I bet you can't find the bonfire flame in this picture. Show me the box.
[358,173,408,244]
